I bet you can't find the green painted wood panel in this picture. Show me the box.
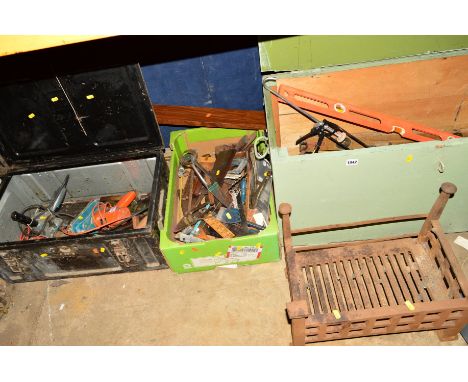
[271,139,468,247]
[262,49,468,247]
[259,36,468,72]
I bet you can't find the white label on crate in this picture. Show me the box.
[227,245,262,261]
[191,245,263,268]
[346,159,359,166]
[191,256,235,268]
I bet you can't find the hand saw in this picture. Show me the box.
[276,84,460,142]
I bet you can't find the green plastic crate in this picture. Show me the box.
[160,128,280,273]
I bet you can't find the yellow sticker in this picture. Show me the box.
[100,247,105,253]
[51,96,59,102]
[86,94,95,100]
[332,309,341,319]
[405,300,415,311]
[216,170,220,176]
[179,250,185,255]
[256,243,261,248]
[264,171,268,177]
[226,212,232,220]
[406,154,413,163]
[334,103,346,113]
[78,216,83,220]
[39,215,47,220]
[214,251,222,257]
[28,113,35,119]
[40,253,48,257]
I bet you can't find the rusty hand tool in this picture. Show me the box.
[173,203,212,233]
[250,170,272,209]
[276,83,460,142]
[211,147,236,184]
[180,150,231,207]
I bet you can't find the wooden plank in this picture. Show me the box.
[365,257,389,307]
[358,258,380,308]
[379,255,406,304]
[153,104,266,130]
[271,86,282,146]
[304,266,321,314]
[0,35,110,57]
[350,258,372,309]
[395,253,422,303]
[276,55,468,152]
[343,259,365,310]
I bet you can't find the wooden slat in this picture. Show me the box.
[365,257,389,307]
[328,262,348,312]
[379,255,405,304]
[304,266,321,314]
[395,253,423,302]
[271,86,282,146]
[343,260,364,310]
[312,265,330,314]
[153,104,266,130]
[404,252,431,302]
[336,261,355,311]
[358,258,380,308]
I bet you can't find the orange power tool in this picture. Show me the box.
[92,191,137,229]
[276,84,460,142]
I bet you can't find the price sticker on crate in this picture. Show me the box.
[226,245,262,261]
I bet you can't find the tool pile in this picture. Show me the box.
[173,133,272,243]
[11,177,149,241]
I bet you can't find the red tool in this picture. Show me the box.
[92,191,136,229]
[277,84,460,142]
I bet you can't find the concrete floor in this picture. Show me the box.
[0,233,467,346]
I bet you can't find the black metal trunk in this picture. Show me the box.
[0,64,169,283]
